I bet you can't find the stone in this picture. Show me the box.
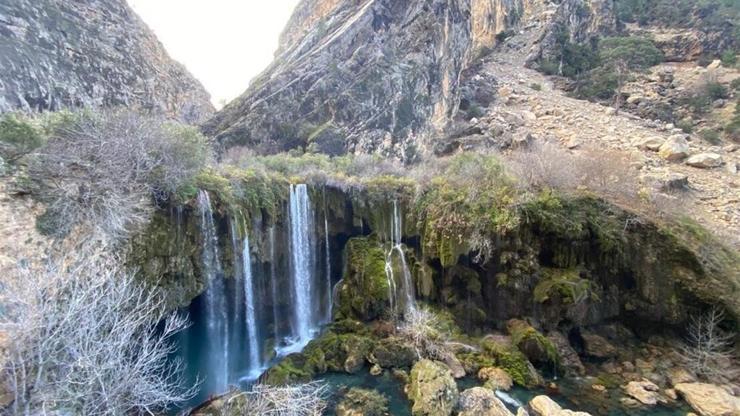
[443,354,466,379]
[650,172,690,192]
[592,384,607,393]
[727,162,738,175]
[686,153,723,168]
[707,60,722,70]
[581,332,617,359]
[408,360,459,416]
[529,395,592,416]
[668,368,695,386]
[675,383,740,416]
[478,367,514,391]
[633,136,665,151]
[370,364,383,376]
[547,332,585,376]
[336,388,389,416]
[664,388,677,400]
[659,136,690,161]
[457,387,514,416]
[369,337,417,368]
[623,379,661,406]
[566,138,581,149]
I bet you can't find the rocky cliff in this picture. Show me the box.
[0,0,214,123]
[203,0,611,160]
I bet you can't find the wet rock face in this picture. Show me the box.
[0,0,214,123]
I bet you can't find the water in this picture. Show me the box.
[384,200,416,317]
[287,184,317,350]
[242,234,261,377]
[320,372,691,416]
[197,190,229,394]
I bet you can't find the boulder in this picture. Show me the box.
[667,368,695,387]
[336,388,389,416]
[581,332,617,359]
[633,136,664,151]
[478,367,514,391]
[674,383,740,416]
[623,379,661,406]
[658,136,690,161]
[547,332,585,376]
[369,337,417,369]
[457,387,514,416]
[408,360,459,416]
[529,395,592,416]
[686,153,723,168]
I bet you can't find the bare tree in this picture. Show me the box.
[679,307,738,382]
[0,253,196,415]
[28,109,210,240]
[219,381,329,416]
[398,307,453,361]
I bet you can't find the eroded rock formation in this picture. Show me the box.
[0,0,214,123]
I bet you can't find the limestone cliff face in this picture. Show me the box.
[204,0,615,159]
[0,0,214,123]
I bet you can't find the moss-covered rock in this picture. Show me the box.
[369,336,417,369]
[408,359,459,416]
[336,388,390,416]
[482,340,543,388]
[505,319,559,367]
[335,236,391,321]
[263,353,313,385]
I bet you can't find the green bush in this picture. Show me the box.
[699,129,721,144]
[706,82,729,100]
[731,78,740,91]
[530,83,542,91]
[0,113,44,162]
[677,119,694,134]
[721,51,737,67]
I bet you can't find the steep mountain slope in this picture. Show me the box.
[203,0,610,160]
[0,0,214,123]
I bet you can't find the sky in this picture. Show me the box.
[128,1,300,108]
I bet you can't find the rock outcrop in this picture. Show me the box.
[202,0,617,159]
[408,359,459,416]
[674,383,740,416]
[0,0,214,123]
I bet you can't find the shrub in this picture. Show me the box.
[731,78,740,91]
[721,50,737,66]
[216,381,328,415]
[706,82,729,100]
[699,128,721,144]
[677,118,694,133]
[1,254,195,415]
[27,109,211,240]
[0,113,44,163]
[530,83,542,91]
[679,307,738,381]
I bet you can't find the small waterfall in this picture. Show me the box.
[288,184,316,347]
[242,234,261,376]
[495,390,523,409]
[385,200,416,317]
[197,190,229,393]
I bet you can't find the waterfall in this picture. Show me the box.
[323,200,332,322]
[242,234,261,376]
[197,190,229,393]
[268,225,281,343]
[288,184,316,348]
[495,390,523,409]
[385,200,416,317]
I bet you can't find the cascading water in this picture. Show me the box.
[385,200,416,317]
[287,184,316,349]
[197,190,229,393]
[242,234,261,376]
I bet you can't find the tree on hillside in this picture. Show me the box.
[598,37,663,114]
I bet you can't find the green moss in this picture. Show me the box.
[264,354,313,385]
[337,388,389,416]
[507,320,559,366]
[482,341,541,387]
[335,236,390,321]
[533,268,599,304]
[456,352,495,375]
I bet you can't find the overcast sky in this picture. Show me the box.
[128,1,300,108]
